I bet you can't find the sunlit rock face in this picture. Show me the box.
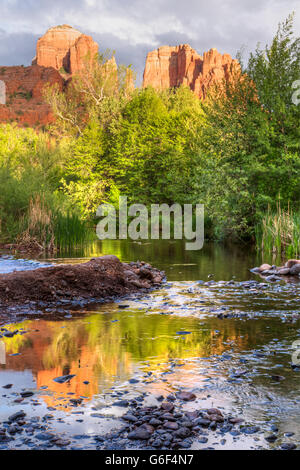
[32,24,98,75]
[143,44,240,99]
[0,65,63,127]
[0,25,98,127]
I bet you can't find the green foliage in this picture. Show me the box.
[197,13,300,240]
[44,50,135,136]
[0,124,92,249]
[2,14,299,253]
[103,86,204,205]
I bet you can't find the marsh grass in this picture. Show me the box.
[54,210,95,251]
[17,195,94,253]
[256,204,300,257]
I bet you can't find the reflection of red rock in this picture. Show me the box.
[0,65,64,127]
[3,320,132,410]
[143,44,240,99]
[33,25,98,75]
[36,350,97,410]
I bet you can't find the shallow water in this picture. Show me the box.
[0,240,299,450]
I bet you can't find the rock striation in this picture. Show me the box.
[143,44,240,99]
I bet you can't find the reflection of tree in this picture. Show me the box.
[2,320,33,355]
[42,324,86,370]
[3,312,251,383]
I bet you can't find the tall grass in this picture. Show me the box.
[17,195,94,253]
[54,210,95,251]
[256,204,300,257]
[17,195,55,252]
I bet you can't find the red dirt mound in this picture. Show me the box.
[0,255,164,308]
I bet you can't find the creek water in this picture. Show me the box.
[0,240,299,450]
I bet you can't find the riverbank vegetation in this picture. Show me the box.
[0,14,299,254]
[256,205,300,257]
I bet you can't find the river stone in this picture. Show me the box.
[277,268,290,275]
[241,426,260,434]
[161,402,174,412]
[69,398,83,406]
[265,434,278,442]
[112,400,129,407]
[149,418,162,427]
[285,259,300,268]
[289,264,300,275]
[53,374,76,384]
[258,263,272,272]
[209,414,224,423]
[152,438,163,447]
[265,275,281,282]
[35,432,55,441]
[167,394,176,401]
[54,439,71,447]
[271,375,285,382]
[280,443,297,450]
[174,427,191,438]
[176,391,196,401]
[164,421,179,430]
[250,267,261,273]
[20,391,34,398]
[8,411,26,422]
[206,408,223,417]
[196,418,212,427]
[122,414,138,423]
[128,425,153,440]
[185,411,199,420]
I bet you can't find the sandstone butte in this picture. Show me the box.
[0,25,98,128]
[32,24,99,75]
[143,44,240,99]
[0,26,240,128]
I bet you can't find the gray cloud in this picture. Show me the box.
[0,0,299,84]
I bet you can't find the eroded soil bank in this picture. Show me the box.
[0,255,165,313]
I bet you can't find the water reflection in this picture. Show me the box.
[42,239,283,281]
[1,240,299,448]
[1,298,299,415]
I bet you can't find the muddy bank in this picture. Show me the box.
[0,255,165,312]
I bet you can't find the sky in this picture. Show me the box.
[0,0,299,84]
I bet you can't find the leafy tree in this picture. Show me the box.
[108,86,204,205]
[44,50,135,136]
[198,13,300,239]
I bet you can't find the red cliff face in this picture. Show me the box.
[0,65,64,127]
[0,25,98,127]
[32,24,98,75]
[143,44,240,99]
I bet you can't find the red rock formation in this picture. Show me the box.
[0,65,64,127]
[143,44,240,99]
[69,33,99,75]
[33,24,98,75]
[0,25,98,127]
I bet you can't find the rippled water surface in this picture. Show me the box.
[0,241,299,450]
